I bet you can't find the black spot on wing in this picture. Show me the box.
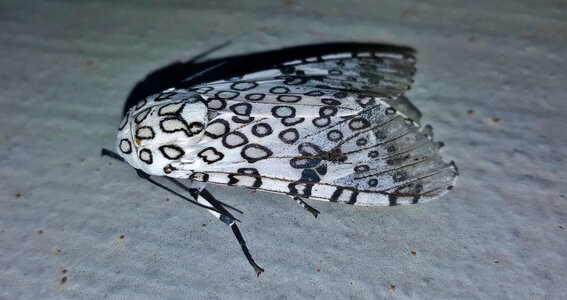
[241,144,273,163]
[205,119,230,139]
[281,117,304,127]
[119,139,132,154]
[230,103,252,116]
[222,132,249,149]
[245,93,265,101]
[197,147,224,164]
[271,106,296,118]
[231,81,258,91]
[251,123,273,137]
[159,145,185,160]
[279,128,300,144]
[139,148,153,164]
[232,116,255,124]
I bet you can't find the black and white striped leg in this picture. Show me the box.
[291,196,320,218]
[230,223,264,277]
[192,183,264,276]
[101,148,263,275]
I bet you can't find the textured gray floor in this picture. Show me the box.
[1,1,566,299]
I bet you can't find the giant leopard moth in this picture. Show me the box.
[103,43,458,275]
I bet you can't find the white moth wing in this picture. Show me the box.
[188,51,415,117]
[177,102,456,205]
[224,52,415,97]
[173,51,457,205]
[190,79,364,118]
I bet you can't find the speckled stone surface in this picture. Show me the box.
[1,1,566,299]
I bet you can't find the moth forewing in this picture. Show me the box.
[112,48,457,275]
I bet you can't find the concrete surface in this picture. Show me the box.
[0,1,566,299]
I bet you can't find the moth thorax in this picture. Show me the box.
[116,90,209,177]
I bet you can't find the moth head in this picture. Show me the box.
[116,89,209,177]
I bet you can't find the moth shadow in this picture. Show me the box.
[123,42,421,121]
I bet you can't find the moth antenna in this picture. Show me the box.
[187,41,232,64]
[181,60,227,83]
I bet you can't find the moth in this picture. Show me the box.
[104,43,458,275]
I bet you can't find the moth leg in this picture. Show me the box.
[101,148,233,219]
[291,196,320,218]
[102,148,263,275]
[195,191,264,276]
[230,223,265,277]
[167,178,243,214]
